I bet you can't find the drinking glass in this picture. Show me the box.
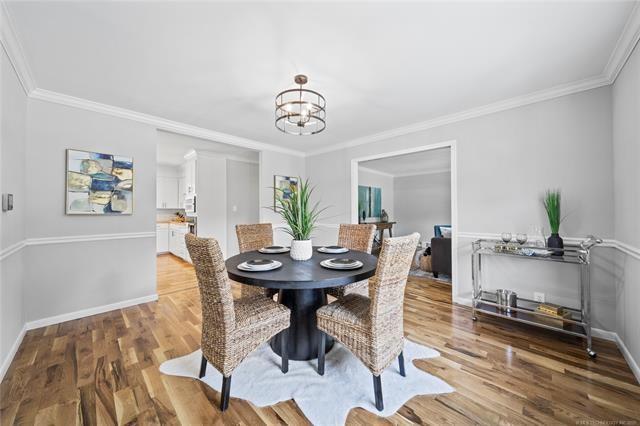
[501,232,512,243]
[516,233,528,245]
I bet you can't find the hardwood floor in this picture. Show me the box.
[1,254,639,425]
[156,254,198,296]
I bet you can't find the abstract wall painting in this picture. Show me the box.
[66,149,133,215]
[358,185,381,221]
[273,175,298,210]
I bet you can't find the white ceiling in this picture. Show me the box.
[360,147,451,177]
[6,1,637,154]
[157,130,259,166]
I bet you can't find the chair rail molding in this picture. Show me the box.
[0,232,156,261]
[0,240,26,261]
[457,232,639,261]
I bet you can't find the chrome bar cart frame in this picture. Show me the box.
[471,236,602,358]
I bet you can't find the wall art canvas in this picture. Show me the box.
[273,175,298,210]
[66,149,133,215]
[358,185,381,220]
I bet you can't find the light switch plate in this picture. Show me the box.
[2,194,13,212]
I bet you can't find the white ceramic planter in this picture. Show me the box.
[290,239,313,261]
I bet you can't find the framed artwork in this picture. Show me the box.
[358,185,381,221]
[273,175,298,210]
[66,149,133,215]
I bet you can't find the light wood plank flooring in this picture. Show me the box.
[1,254,639,424]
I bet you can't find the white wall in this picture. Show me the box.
[23,99,157,322]
[227,159,259,256]
[0,47,27,377]
[394,171,451,244]
[357,168,394,221]
[307,86,616,331]
[259,150,306,246]
[612,41,640,377]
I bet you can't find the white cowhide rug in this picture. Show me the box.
[160,339,453,425]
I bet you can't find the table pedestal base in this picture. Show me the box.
[270,288,334,361]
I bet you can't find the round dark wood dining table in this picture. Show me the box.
[226,247,377,361]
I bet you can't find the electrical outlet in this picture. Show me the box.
[534,292,545,303]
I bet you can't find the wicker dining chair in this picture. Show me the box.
[326,224,376,299]
[185,234,291,411]
[316,232,420,411]
[235,223,279,299]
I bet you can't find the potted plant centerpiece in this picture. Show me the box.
[275,178,325,261]
[543,189,565,256]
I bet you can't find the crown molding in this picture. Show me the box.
[358,165,451,178]
[3,0,639,159]
[604,1,640,83]
[182,148,258,164]
[29,88,306,157]
[307,74,611,156]
[0,1,35,94]
[393,168,451,178]
[358,166,395,178]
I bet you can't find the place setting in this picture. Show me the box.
[317,245,349,254]
[237,258,283,272]
[258,245,290,254]
[320,257,363,270]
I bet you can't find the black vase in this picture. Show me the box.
[547,233,564,256]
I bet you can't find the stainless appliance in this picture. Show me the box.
[187,218,197,235]
[185,194,196,216]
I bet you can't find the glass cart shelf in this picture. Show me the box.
[471,237,602,358]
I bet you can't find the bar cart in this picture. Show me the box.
[471,235,602,358]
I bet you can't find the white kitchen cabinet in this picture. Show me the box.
[168,223,191,263]
[157,176,179,209]
[156,224,169,253]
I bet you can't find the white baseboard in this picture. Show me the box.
[1,294,158,383]
[615,333,640,384]
[0,324,27,383]
[591,328,617,341]
[25,294,158,330]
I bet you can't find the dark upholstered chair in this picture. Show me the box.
[430,236,451,278]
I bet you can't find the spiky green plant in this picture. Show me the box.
[543,189,562,234]
[275,178,326,241]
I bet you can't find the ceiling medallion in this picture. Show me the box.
[275,74,326,135]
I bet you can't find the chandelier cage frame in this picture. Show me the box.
[275,75,326,135]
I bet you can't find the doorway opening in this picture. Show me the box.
[350,141,458,297]
[155,130,260,295]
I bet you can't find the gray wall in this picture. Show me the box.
[307,86,617,332]
[226,159,259,256]
[259,150,306,246]
[612,41,640,374]
[394,171,451,245]
[0,48,27,375]
[23,99,157,322]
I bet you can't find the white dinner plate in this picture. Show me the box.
[318,246,349,254]
[237,260,282,272]
[320,258,363,270]
[258,246,290,254]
